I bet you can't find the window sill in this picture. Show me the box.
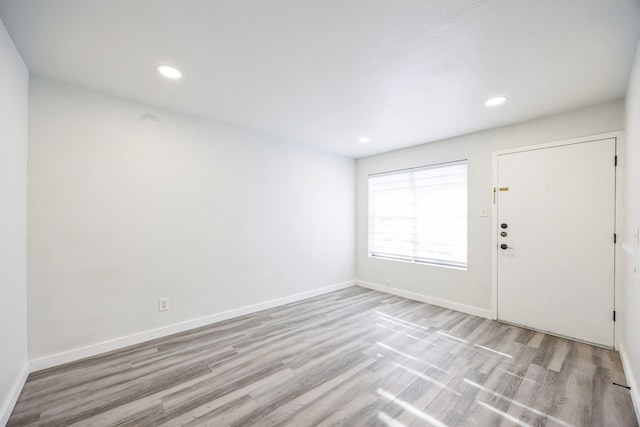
[368,254,467,271]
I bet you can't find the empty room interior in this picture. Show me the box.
[2,1,640,426]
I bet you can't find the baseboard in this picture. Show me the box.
[0,361,29,427]
[618,342,640,421]
[30,280,355,372]
[356,280,492,319]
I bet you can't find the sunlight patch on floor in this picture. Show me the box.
[375,323,437,346]
[377,316,431,334]
[375,342,449,374]
[465,379,571,427]
[476,400,532,427]
[378,410,408,427]
[436,331,468,343]
[497,368,540,385]
[474,344,513,358]
[393,363,461,396]
[375,311,432,331]
[377,388,450,427]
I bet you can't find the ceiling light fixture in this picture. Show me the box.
[156,64,182,79]
[357,137,371,144]
[485,96,508,107]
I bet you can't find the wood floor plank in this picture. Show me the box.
[7,287,638,427]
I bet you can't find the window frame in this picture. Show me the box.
[367,159,468,270]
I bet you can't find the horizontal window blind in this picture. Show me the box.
[368,160,468,269]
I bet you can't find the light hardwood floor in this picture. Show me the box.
[8,287,638,426]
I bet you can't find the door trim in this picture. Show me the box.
[490,131,624,349]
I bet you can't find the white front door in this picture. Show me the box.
[496,137,616,347]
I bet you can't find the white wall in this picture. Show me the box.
[621,43,640,417]
[356,101,624,315]
[27,78,355,363]
[0,17,28,426]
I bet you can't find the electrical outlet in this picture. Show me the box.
[386,280,391,287]
[158,298,169,312]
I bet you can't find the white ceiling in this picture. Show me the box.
[1,0,639,158]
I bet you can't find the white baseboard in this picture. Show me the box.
[0,362,29,427]
[30,280,355,372]
[356,280,492,319]
[618,341,640,422]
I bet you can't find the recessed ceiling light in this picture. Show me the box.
[156,64,182,79]
[485,96,508,107]
[357,137,371,143]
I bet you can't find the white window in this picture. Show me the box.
[368,160,468,269]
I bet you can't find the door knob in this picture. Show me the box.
[501,223,508,229]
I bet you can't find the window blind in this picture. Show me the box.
[368,160,468,269]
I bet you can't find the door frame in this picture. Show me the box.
[490,131,624,349]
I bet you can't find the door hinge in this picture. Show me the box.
[614,233,617,244]
[615,155,618,166]
[613,311,616,322]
